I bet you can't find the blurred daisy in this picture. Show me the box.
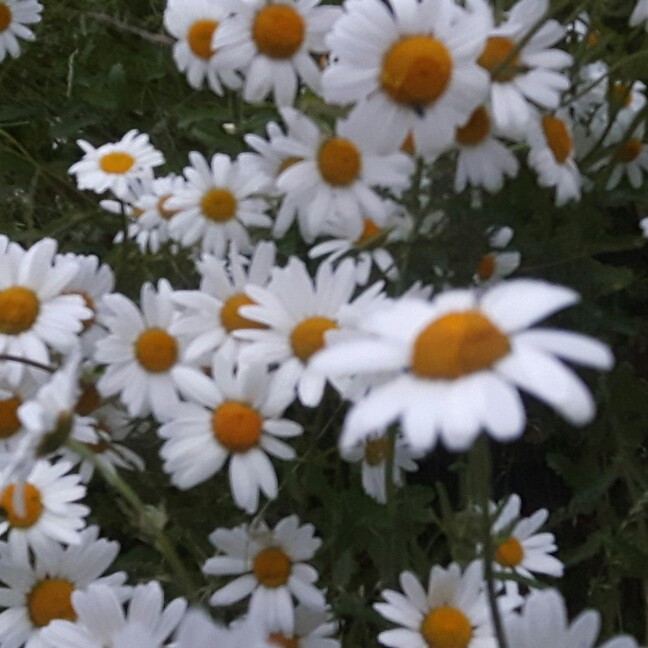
[164,0,241,94]
[204,515,325,633]
[0,0,42,62]
[167,152,271,256]
[322,0,489,156]
[159,352,301,513]
[69,130,164,199]
[266,605,339,648]
[213,0,340,106]
[313,279,613,452]
[601,128,648,190]
[175,609,269,648]
[0,525,127,648]
[630,0,648,31]
[474,226,520,285]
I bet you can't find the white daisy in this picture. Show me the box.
[159,351,301,513]
[167,152,271,256]
[312,279,614,452]
[601,128,648,190]
[164,0,242,94]
[213,0,340,106]
[322,0,489,156]
[204,515,325,634]
[0,0,42,63]
[40,581,187,648]
[630,0,648,31]
[0,525,127,648]
[266,605,339,648]
[474,226,520,285]
[175,609,270,648]
[68,130,164,199]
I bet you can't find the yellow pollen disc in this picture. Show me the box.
[420,606,473,648]
[476,253,496,280]
[0,396,21,439]
[134,327,178,373]
[75,384,101,416]
[0,4,11,32]
[200,187,237,222]
[157,194,179,220]
[187,19,218,59]
[364,436,391,466]
[455,106,490,146]
[541,115,572,164]
[317,137,361,186]
[220,293,266,332]
[27,579,76,628]
[0,286,40,335]
[212,401,263,452]
[478,36,520,82]
[609,81,632,108]
[252,4,305,59]
[356,218,382,245]
[381,35,453,107]
[290,316,338,362]
[278,155,303,174]
[268,633,299,648]
[99,151,135,175]
[0,483,43,528]
[617,138,643,163]
[253,546,292,587]
[411,310,510,379]
[495,536,524,567]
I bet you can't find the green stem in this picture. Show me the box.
[0,354,56,373]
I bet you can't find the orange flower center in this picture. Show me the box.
[476,253,496,280]
[0,286,40,335]
[0,483,43,528]
[411,310,510,379]
[617,138,643,163]
[75,383,101,416]
[252,4,305,59]
[420,606,473,648]
[290,316,337,362]
[268,633,299,648]
[212,401,263,452]
[157,194,180,220]
[455,107,490,146]
[495,536,524,567]
[134,327,178,373]
[99,152,135,174]
[0,4,11,32]
[364,436,391,466]
[200,187,237,222]
[220,293,266,332]
[356,218,382,245]
[27,578,76,627]
[0,396,21,439]
[187,19,219,59]
[478,36,521,82]
[541,115,572,164]
[253,546,292,587]
[317,137,361,186]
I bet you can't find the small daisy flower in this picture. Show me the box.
[322,0,489,156]
[0,0,42,63]
[601,128,648,190]
[0,525,127,648]
[41,581,187,648]
[474,226,520,285]
[167,152,271,256]
[374,561,520,648]
[69,130,164,199]
[266,605,339,648]
[164,0,242,94]
[175,609,269,648]
[159,352,302,513]
[204,515,325,634]
[213,0,340,106]
[630,0,648,31]
[313,279,613,452]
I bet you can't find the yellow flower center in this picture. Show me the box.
[455,107,490,146]
[253,546,292,587]
[495,536,524,567]
[317,137,361,186]
[0,396,21,439]
[364,436,391,466]
[420,606,473,648]
[0,483,43,528]
[187,19,218,59]
[134,327,178,373]
[99,152,135,175]
[200,187,237,222]
[541,115,572,164]
[211,401,263,452]
[381,35,453,107]
[27,578,76,628]
[356,218,382,245]
[617,138,643,163]
[411,310,510,379]
[157,194,179,220]
[0,4,11,32]
[290,316,337,362]
[476,253,496,280]
[268,633,299,648]
[252,4,305,59]
[220,293,266,332]
[609,81,633,108]
[0,286,40,335]
[75,383,101,417]
[478,36,521,82]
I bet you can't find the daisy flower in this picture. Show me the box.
[266,605,339,648]
[40,581,187,648]
[159,351,302,513]
[273,108,414,242]
[503,588,640,648]
[164,0,242,94]
[630,0,648,31]
[374,561,520,648]
[0,525,127,648]
[175,609,269,648]
[474,226,520,285]
[204,515,325,634]
[212,0,340,106]
[322,0,489,156]
[94,279,190,421]
[167,152,271,256]
[0,0,42,63]
[68,130,164,199]
[236,257,386,407]
[601,128,648,190]
[312,279,614,452]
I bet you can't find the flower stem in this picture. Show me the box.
[0,354,56,373]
